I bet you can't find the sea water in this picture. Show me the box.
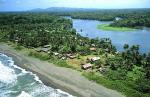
[0,53,74,97]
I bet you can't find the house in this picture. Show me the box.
[91,44,96,47]
[66,54,72,57]
[35,47,50,53]
[47,51,51,54]
[35,48,42,52]
[91,57,100,62]
[43,45,51,48]
[115,51,120,54]
[90,47,97,51]
[61,57,66,60]
[98,66,108,74]
[45,30,50,32]
[81,63,92,70]
[15,39,19,43]
[53,52,59,56]
[41,48,49,53]
[69,55,76,59]
[87,57,100,62]
[34,45,51,53]
[66,54,76,59]
[104,48,109,52]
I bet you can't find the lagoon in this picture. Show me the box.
[72,19,150,53]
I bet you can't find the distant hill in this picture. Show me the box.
[29,7,150,13]
[29,7,99,12]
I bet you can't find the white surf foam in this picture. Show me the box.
[32,73,43,84]
[0,53,75,97]
[56,89,75,97]
[0,61,17,84]
[29,84,75,97]
[0,53,43,84]
[17,91,31,97]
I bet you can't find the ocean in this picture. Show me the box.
[0,53,74,97]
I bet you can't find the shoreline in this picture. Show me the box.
[0,45,81,97]
[0,43,125,97]
[0,49,81,97]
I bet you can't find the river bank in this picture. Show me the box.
[0,43,124,97]
[97,24,136,31]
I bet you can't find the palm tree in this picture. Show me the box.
[123,44,129,50]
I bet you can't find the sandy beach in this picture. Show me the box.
[0,43,125,97]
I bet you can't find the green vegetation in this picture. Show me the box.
[0,12,150,97]
[56,8,150,28]
[13,44,24,50]
[28,50,50,61]
[0,13,115,54]
[97,24,136,31]
[110,11,150,28]
[83,72,150,97]
[28,50,74,68]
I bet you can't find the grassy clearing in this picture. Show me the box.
[66,59,82,69]
[66,55,100,68]
[97,24,136,31]
[28,50,50,61]
[66,54,115,69]
[82,72,149,97]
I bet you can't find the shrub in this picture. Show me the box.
[82,72,146,97]
[14,45,23,50]
[28,51,49,61]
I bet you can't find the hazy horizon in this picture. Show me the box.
[0,0,150,11]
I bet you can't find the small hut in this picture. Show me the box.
[81,63,92,70]
[87,57,100,62]
[66,54,76,59]
[90,47,97,51]
[35,48,42,52]
[91,44,96,47]
[53,52,59,56]
[41,48,49,53]
[98,66,109,73]
[43,45,51,48]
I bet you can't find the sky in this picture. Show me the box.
[0,0,150,11]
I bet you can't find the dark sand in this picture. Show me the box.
[0,43,125,97]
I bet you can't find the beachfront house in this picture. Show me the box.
[90,47,97,51]
[53,52,59,56]
[66,54,76,59]
[98,66,109,74]
[81,63,92,70]
[41,48,50,53]
[43,45,51,48]
[35,45,51,53]
[35,47,50,53]
[87,57,100,62]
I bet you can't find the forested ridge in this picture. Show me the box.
[0,12,150,97]
[51,8,150,28]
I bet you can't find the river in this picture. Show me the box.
[71,18,150,53]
